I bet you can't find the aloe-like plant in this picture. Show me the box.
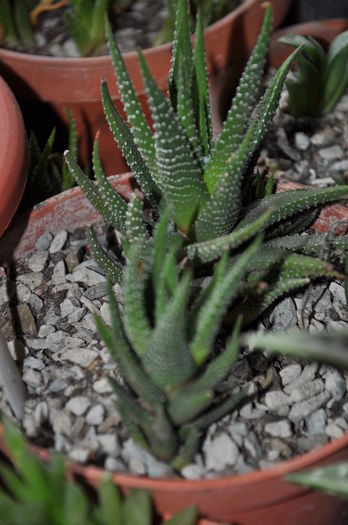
[0,418,197,525]
[65,0,348,319]
[280,30,348,117]
[63,0,348,468]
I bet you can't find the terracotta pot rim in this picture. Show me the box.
[3,174,348,493]
[0,76,28,237]
[0,0,260,66]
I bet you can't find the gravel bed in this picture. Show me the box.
[262,73,348,187]
[1,226,348,479]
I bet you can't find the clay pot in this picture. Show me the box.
[0,76,28,238]
[0,0,291,177]
[1,175,348,524]
[269,18,348,69]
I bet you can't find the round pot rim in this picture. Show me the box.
[0,75,28,237]
[0,0,260,66]
[2,174,348,493]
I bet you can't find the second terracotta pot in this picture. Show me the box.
[0,0,291,177]
[1,175,348,525]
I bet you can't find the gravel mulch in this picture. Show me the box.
[1,225,348,480]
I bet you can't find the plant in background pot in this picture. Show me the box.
[0,0,291,177]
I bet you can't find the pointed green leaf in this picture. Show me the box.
[101,80,160,202]
[143,270,196,391]
[188,208,272,263]
[86,227,122,284]
[64,151,125,232]
[190,234,263,365]
[204,5,272,192]
[138,49,208,234]
[105,17,157,175]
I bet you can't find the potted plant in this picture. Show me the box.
[0,0,291,176]
[0,75,28,238]
[2,3,348,524]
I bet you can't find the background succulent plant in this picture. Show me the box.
[280,30,348,117]
[0,0,132,56]
[0,418,197,525]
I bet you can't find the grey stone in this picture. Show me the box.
[69,448,91,463]
[22,414,38,437]
[54,434,72,454]
[67,307,87,324]
[61,348,98,367]
[65,247,84,273]
[311,128,335,147]
[49,230,68,253]
[244,431,262,458]
[181,464,206,480]
[324,370,346,401]
[289,391,330,422]
[269,298,297,331]
[290,379,324,403]
[17,272,42,291]
[49,378,69,393]
[205,434,239,470]
[264,390,292,411]
[297,434,329,452]
[29,294,43,313]
[24,356,45,371]
[100,302,111,326]
[331,159,348,172]
[16,304,36,335]
[294,132,310,151]
[280,364,302,386]
[60,298,79,318]
[66,396,91,416]
[23,369,42,388]
[239,402,265,420]
[325,424,345,439]
[28,250,49,272]
[93,377,113,394]
[51,260,67,284]
[84,283,108,301]
[52,411,72,435]
[97,434,120,457]
[307,409,327,435]
[68,266,106,286]
[284,364,318,394]
[86,404,105,425]
[35,232,53,251]
[16,283,31,302]
[329,282,346,303]
[318,145,343,161]
[264,420,292,438]
[104,457,126,472]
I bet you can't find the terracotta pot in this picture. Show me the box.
[269,18,348,69]
[1,175,348,524]
[0,76,28,238]
[0,0,291,177]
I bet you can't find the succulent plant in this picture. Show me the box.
[287,460,348,500]
[0,418,197,524]
[19,110,78,211]
[65,0,348,317]
[280,30,348,117]
[63,0,348,469]
[0,0,132,57]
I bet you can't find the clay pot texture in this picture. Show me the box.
[1,175,348,524]
[0,0,291,177]
[0,76,28,238]
[269,18,348,69]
